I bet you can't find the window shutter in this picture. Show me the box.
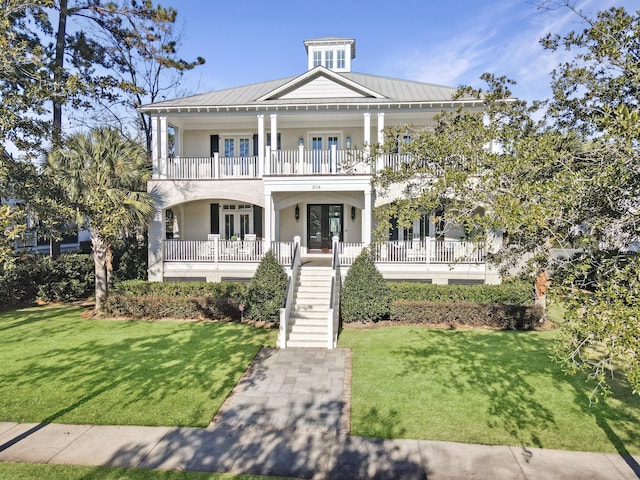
[210,135,219,156]
[210,203,219,234]
[266,133,281,150]
[253,205,263,239]
[253,134,258,156]
[389,217,398,241]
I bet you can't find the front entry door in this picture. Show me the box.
[307,204,343,251]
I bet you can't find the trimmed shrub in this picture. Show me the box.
[387,280,533,305]
[341,248,391,323]
[111,280,247,300]
[38,253,94,302]
[244,250,288,322]
[0,254,47,309]
[112,238,148,282]
[390,300,544,330]
[103,295,240,320]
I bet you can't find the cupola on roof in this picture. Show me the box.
[303,37,356,73]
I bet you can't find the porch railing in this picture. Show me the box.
[164,239,293,265]
[163,239,484,265]
[339,239,486,266]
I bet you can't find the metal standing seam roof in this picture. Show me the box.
[139,71,473,112]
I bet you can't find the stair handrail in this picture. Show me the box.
[328,236,341,349]
[278,236,301,348]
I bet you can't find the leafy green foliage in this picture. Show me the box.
[111,237,148,282]
[244,251,287,322]
[390,300,543,330]
[387,280,532,305]
[103,295,241,321]
[111,280,247,300]
[0,254,46,309]
[340,248,391,323]
[37,253,94,302]
[0,253,93,308]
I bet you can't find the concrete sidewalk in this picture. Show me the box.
[1,347,639,479]
[1,421,638,479]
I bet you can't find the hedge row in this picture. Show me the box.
[103,295,241,321]
[387,281,533,305]
[111,280,247,300]
[390,300,544,330]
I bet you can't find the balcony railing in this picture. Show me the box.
[157,147,380,179]
[165,155,259,179]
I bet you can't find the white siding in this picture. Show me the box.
[280,76,366,99]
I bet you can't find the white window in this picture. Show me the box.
[325,49,333,69]
[313,50,322,67]
[337,49,346,69]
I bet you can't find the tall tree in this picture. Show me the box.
[540,4,640,397]
[0,0,54,156]
[45,0,204,149]
[46,127,152,311]
[371,5,640,397]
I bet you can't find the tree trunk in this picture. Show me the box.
[53,0,68,147]
[92,232,109,311]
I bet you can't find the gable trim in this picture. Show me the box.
[256,66,386,102]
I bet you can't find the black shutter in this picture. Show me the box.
[253,205,263,239]
[210,135,219,156]
[266,133,281,150]
[210,203,219,234]
[389,217,398,241]
[253,134,258,156]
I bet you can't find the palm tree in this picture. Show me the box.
[47,127,152,311]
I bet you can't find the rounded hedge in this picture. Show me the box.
[340,248,391,323]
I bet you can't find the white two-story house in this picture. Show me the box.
[142,37,502,290]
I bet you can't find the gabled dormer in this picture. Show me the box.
[304,37,356,73]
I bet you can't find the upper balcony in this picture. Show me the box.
[153,146,417,180]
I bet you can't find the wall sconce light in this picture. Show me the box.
[295,204,300,222]
[351,206,356,221]
[298,137,304,146]
[346,136,351,149]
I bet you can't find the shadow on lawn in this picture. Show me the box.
[567,375,640,477]
[393,329,557,449]
[0,306,273,427]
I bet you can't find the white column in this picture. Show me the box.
[147,209,164,281]
[257,114,265,177]
[264,192,274,245]
[159,116,168,178]
[270,114,278,150]
[363,112,371,157]
[362,189,373,246]
[151,116,159,178]
[377,112,385,144]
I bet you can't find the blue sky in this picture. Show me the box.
[171,0,621,103]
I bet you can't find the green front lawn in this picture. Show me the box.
[0,306,276,427]
[0,463,294,479]
[340,326,640,454]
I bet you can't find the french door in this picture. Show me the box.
[307,204,343,251]
[311,135,340,173]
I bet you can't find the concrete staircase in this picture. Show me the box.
[287,266,332,348]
